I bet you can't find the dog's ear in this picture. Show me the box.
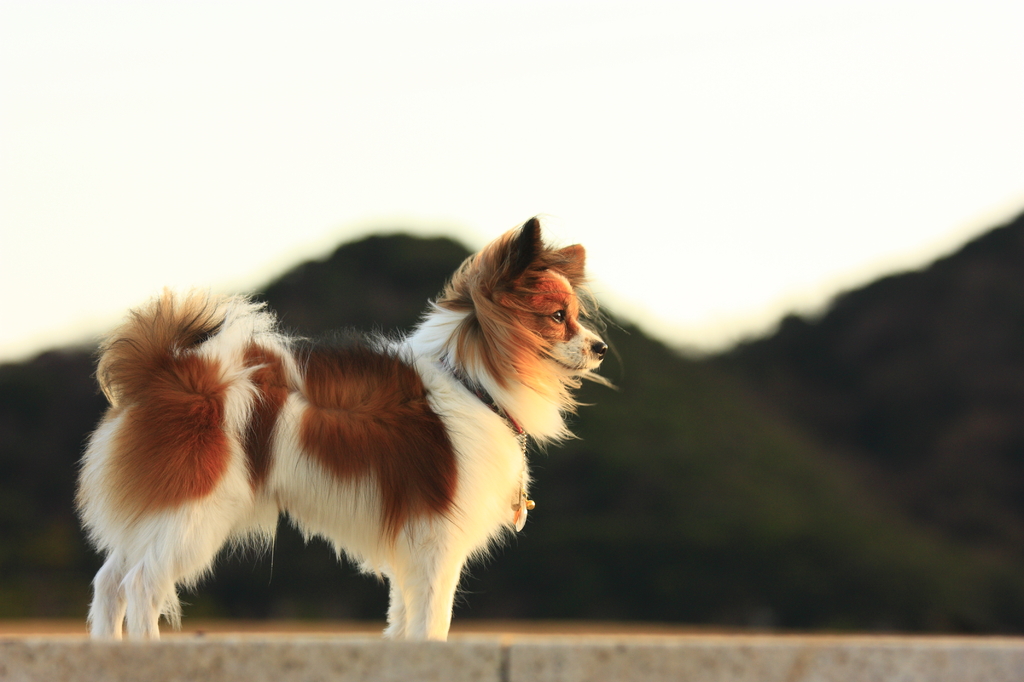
[506,217,543,280]
[553,244,586,285]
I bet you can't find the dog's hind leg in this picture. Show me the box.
[121,542,212,640]
[120,502,244,639]
[88,551,127,639]
[122,557,176,640]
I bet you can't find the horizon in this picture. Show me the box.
[3,206,1023,365]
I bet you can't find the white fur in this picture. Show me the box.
[79,278,603,641]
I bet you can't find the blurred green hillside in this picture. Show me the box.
[2,218,1024,631]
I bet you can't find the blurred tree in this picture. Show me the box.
[719,212,1024,557]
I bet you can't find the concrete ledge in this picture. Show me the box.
[0,637,502,682]
[509,636,1024,682]
[2,634,1023,682]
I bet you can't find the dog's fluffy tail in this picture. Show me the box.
[95,289,271,408]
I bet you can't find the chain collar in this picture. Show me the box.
[443,360,528,454]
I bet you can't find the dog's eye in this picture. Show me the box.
[551,310,566,324]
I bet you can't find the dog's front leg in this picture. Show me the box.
[383,576,408,640]
[394,549,466,641]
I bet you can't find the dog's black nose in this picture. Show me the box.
[591,340,608,359]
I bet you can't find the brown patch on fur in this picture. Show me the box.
[519,275,581,342]
[243,344,289,490]
[297,339,457,538]
[111,352,230,514]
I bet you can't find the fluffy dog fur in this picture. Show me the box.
[77,218,608,640]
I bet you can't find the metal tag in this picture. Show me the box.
[512,487,535,532]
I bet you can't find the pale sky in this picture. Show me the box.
[2,1,1023,362]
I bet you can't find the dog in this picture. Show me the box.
[76,217,608,640]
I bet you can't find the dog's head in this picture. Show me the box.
[436,217,607,397]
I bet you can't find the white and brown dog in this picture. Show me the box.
[77,218,608,640]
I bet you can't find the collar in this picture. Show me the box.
[443,360,528,451]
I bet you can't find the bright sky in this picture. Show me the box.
[2,1,1023,362]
